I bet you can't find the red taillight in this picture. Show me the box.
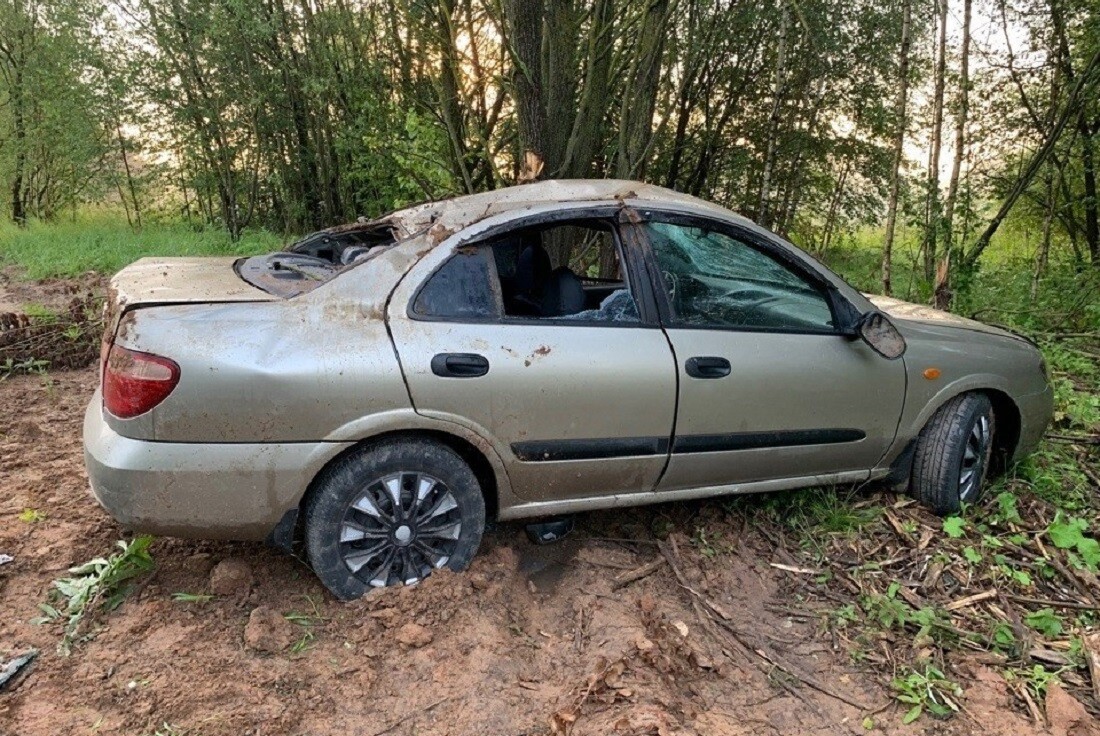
[102,345,180,419]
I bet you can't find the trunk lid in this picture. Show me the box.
[105,257,277,337]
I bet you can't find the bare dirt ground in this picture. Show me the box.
[0,277,1094,736]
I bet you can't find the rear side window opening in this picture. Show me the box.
[413,219,641,324]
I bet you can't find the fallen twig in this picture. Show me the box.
[769,562,821,575]
[1006,594,1097,611]
[1044,433,1100,445]
[659,537,869,712]
[610,557,666,591]
[945,589,997,611]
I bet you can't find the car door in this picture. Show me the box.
[387,208,678,501]
[627,209,906,492]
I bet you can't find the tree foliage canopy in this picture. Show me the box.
[1,0,1098,282]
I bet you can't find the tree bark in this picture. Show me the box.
[757,2,789,227]
[504,0,547,181]
[616,0,672,179]
[1079,113,1099,265]
[921,0,948,281]
[9,62,26,226]
[933,0,970,309]
[1032,171,1055,300]
[116,122,142,231]
[881,0,912,296]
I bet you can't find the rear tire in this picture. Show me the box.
[304,438,486,600]
[911,392,995,516]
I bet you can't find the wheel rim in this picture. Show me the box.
[959,414,991,502]
[339,472,462,588]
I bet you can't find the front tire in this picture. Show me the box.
[304,438,486,600]
[911,392,995,516]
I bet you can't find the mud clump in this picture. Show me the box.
[394,622,433,648]
[1046,684,1100,736]
[243,605,294,653]
[210,558,253,596]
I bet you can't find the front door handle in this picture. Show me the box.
[685,356,731,379]
[431,353,490,378]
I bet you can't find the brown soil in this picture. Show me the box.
[0,281,1081,736]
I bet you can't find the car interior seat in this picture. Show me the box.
[511,239,552,315]
[541,267,585,316]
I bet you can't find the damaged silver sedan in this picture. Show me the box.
[84,180,1053,599]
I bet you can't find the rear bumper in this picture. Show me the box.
[83,392,352,540]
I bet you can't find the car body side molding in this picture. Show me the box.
[511,428,865,462]
[512,436,671,462]
[671,428,866,454]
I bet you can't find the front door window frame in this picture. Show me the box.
[626,208,851,336]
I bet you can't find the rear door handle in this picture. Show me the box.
[685,356,731,379]
[431,353,490,378]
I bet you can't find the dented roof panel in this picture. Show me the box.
[333,180,747,243]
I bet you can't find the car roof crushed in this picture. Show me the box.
[302,179,740,247]
[247,180,751,298]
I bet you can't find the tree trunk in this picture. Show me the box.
[1079,114,1099,265]
[562,0,613,178]
[757,2,789,227]
[504,0,547,181]
[820,158,851,258]
[616,0,671,179]
[435,0,475,192]
[1032,171,1055,301]
[9,61,26,226]
[116,122,142,231]
[921,0,948,281]
[881,0,911,296]
[933,0,970,309]
[965,45,1100,269]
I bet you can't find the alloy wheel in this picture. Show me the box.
[339,472,462,587]
[958,414,991,503]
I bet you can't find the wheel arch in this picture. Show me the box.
[885,380,1023,486]
[983,388,1022,474]
[270,425,509,552]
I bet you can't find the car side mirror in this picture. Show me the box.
[857,311,906,359]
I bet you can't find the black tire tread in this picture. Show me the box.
[303,436,485,600]
[910,392,994,516]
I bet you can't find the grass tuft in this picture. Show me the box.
[0,209,284,279]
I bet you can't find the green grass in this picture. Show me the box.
[816,222,1100,334]
[0,209,284,279]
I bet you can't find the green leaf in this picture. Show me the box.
[903,705,923,724]
[943,517,966,539]
[1025,608,1063,637]
[36,602,61,619]
[1048,516,1087,549]
[995,492,1023,524]
[1077,538,1100,569]
[992,622,1016,649]
[963,546,982,564]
